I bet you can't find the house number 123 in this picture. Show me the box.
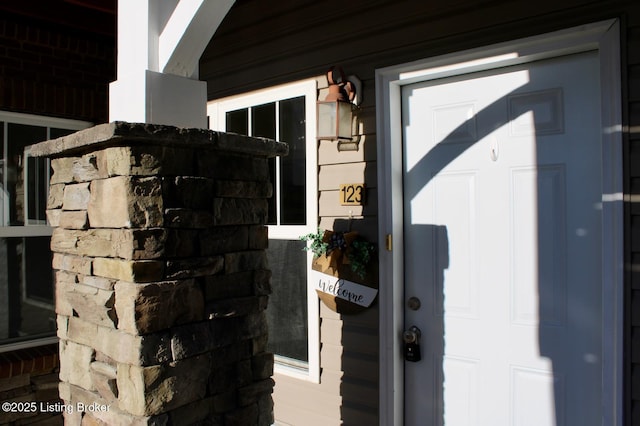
[339,183,366,206]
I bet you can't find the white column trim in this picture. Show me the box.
[159,0,235,78]
[110,0,235,127]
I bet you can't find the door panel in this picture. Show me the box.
[402,52,602,425]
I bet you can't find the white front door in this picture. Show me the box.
[402,52,603,425]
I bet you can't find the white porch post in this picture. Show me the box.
[109,0,234,128]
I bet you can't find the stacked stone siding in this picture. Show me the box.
[30,122,287,425]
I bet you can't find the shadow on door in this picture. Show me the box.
[403,225,448,425]
[401,51,604,425]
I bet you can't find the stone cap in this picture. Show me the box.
[29,122,289,158]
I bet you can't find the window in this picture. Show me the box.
[0,111,91,351]
[208,80,320,381]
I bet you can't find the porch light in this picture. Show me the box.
[317,99,353,141]
[317,66,360,143]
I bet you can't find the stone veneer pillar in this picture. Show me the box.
[30,122,287,425]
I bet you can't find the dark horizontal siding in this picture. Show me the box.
[202,0,628,101]
[202,1,640,425]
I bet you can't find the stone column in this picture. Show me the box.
[30,122,287,425]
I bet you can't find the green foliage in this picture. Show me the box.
[299,228,328,257]
[300,229,377,279]
[347,239,376,279]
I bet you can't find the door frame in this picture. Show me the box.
[375,20,623,425]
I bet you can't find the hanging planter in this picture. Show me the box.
[300,228,378,314]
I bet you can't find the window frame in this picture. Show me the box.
[0,110,91,352]
[0,111,92,232]
[207,80,320,382]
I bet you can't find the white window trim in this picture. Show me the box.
[22,146,50,226]
[0,336,58,354]
[376,20,623,425]
[0,110,91,235]
[0,110,92,130]
[207,79,320,383]
[0,111,92,350]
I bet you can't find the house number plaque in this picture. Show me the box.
[339,183,366,206]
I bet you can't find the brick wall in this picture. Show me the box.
[0,344,61,425]
[0,9,114,426]
[0,12,115,123]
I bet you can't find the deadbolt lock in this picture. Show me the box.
[403,325,422,362]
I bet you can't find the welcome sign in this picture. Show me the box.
[310,269,378,308]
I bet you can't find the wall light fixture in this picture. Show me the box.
[317,66,360,144]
